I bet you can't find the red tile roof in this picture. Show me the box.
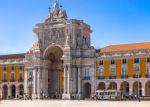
[100,42,150,53]
[0,53,25,59]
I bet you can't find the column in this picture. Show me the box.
[32,69,37,99]
[44,67,48,96]
[63,67,67,94]
[78,67,81,99]
[16,85,19,98]
[129,82,133,95]
[67,67,70,94]
[142,82,145,96]
[8,85,11,99]
[37,69,40,99]
[105,82,109,90]
[62,65,71,99]
[117,82,120,92]
[24,70,28,98]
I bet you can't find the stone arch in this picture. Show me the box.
[133,81,142,97]
[97,82,105,90]
[43,45,64,97]
[11,85,16,98]
[120,81,129,95]
[145,81,150,96]
[108,82,117,90]
[2,85,8,99]
[43,44,63,60]
[84,82,91,98]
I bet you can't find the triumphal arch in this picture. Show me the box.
[24,1,95,99]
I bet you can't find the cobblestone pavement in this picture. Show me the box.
[0,100,149,107]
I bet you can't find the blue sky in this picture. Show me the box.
[0,0,150,54]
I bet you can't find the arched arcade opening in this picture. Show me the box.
[44,45,64,98]
[84,83,91,99]
[120,81,129,96]
[133,81,142,97]
[2,85,8,99]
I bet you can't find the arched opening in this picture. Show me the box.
[84,83,91,98]
[133,81,142,97]
[2,85,8,99]
[11,85,16,98]
[19,84,24,96]
[44,45,64,98]
[120,81,129,96]
[145,81,150,96]
[97,82,105,90]
[108,82,117,90]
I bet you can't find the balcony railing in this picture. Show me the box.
[97,76,105,79]
[2,79,7,82]
[146,74,150,78]
[133,74,141,78]
[109,76,116,79]
[18,79,24,82]
[121,75,128,79]
[10,79,15,82]
[83,77,90,80]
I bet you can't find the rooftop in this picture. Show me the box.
[100,42,150,53]
[0,53,25,59]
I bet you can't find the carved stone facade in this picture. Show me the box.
[24,0,95,99]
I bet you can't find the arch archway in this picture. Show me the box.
[19,84,24,96]
[2,85,8,99]
[145,81,150,96]
[120,81,129,96]
[108,82,117,90]
[84,83,91,98]
[11,85,16,98]
[133,81,142,97]
[97,82,105,90]
[44,45,64,98]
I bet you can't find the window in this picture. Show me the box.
[134,66,139,76]
[147,66,150,75]
[122,67,127,76]
[84,69,90,80]
[11,73,14,80]
[85,69,90,77]
[4,66,7,71]
[110,60,115,65]
[99,60,103,65]
[19,73,23,80]
[110,68,115,76]
[122,59,127,64]
[147,57,150,63]
[99,68,104,76]
[134,58,139,63]
[11,66,14,71]
[19,66,23,71]
[3,73,6,80]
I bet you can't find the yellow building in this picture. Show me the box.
[0,54,25,99]
[96,42,150,97]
